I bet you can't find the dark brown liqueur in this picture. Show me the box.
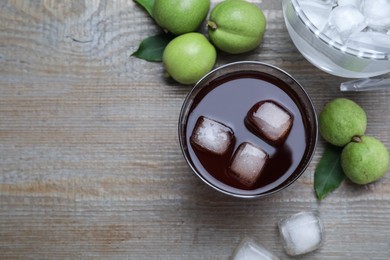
[185,71,310,195]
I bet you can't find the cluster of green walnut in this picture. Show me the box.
[319,98,389,184]
[153,0,267,84]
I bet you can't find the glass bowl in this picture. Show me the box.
[282,0,390,78]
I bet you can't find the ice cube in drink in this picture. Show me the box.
[228,142,268,187]
[278,211,324,256]
[190,116,234,156]
[246,100,293,146]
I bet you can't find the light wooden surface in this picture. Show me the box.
[1,0,390,258]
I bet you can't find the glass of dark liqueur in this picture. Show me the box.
[178,61,318,198]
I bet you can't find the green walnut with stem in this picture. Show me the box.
[207,0,266,54]
[341,135,389,185]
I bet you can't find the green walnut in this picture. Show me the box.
[319,98,367,147]
[153,0,210,35]
[162,32,216,85]
[207,0,266,54]
[341,136,389,184]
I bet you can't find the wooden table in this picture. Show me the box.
[1,0,389,258]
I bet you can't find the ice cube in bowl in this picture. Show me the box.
[361,0,390,30]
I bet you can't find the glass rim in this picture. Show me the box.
[291,0,390,61]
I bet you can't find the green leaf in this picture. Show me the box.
[131,33,174,62]
[314,144,346,200]
[133,0,155,18]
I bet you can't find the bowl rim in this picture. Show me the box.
[178,61,319,199]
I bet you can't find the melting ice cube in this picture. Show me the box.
[246,101,293,145]
[278,211,324,256]
[228,142,268,187]
[347,31,390,53]
[361,0,390,30]
[231,237,280,260]
[327,5,367,41]
[298,0,334,30]
[299,0,335,4]
[190,116,234,155]
[337,0,360,7]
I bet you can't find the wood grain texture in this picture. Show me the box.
[1,0,390,259]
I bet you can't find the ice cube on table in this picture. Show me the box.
[231,237,280,260]
[361,0,390,30]
[228,142,268,187]
[327,5,367,41]
[190,116,234,155]
[246,101,293,145]
[347,31,390,53]
[298,0,334,30]
[278,211,324,256]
